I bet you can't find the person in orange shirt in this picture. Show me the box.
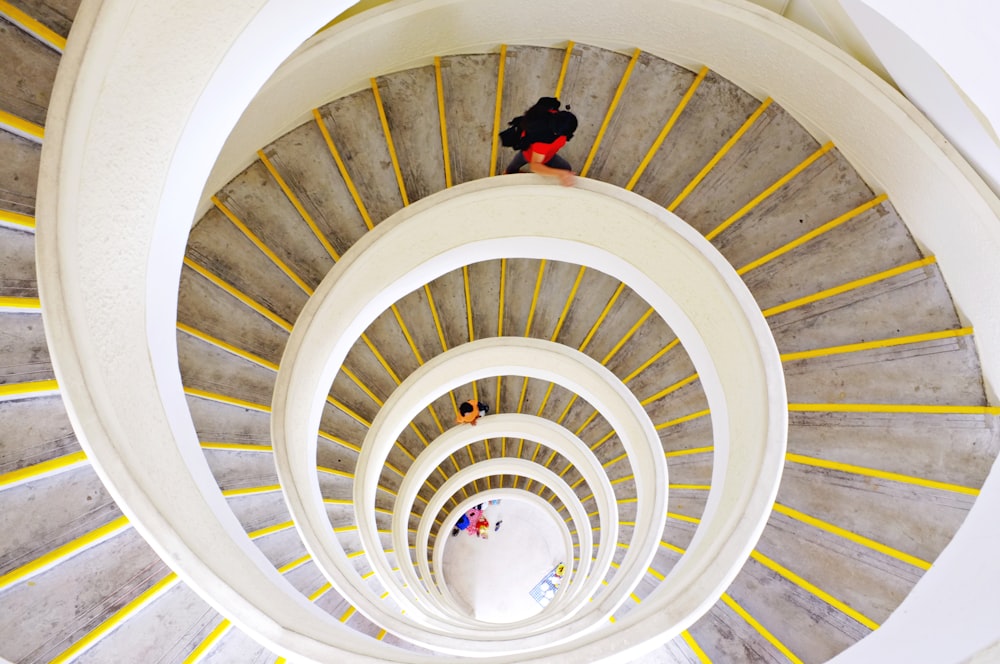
[455,399,489,426]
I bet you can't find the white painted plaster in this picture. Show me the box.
[40,0,1000,659]
[272,177,784,659]
[396,410,612,622]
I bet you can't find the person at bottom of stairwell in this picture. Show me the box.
[502,96,577,187]
[455,399,489,426]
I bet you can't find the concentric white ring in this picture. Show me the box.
[271,177,787,656]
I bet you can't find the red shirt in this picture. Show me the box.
[523,135,568,164]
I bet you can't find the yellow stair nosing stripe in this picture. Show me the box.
[772,502,931,570]
[222,484,282,497]
[762,256,936,318]
[312,108,375,230]
[749,550,880,630]
[668,97,773,212]
[780,327,973,362]
[653,408,711,434]
[785,451,980,495]
[0,378,59,402]
[554,41,575,99]
[434,56,453,189]
[370,77,409,207]
[183,618,233,664]
[176,322,279,371]
[706,141,834,241]
[0,295,40,310]
[0,107,44,141]
[626,66,708,191]
[488,44,507,177]
[581,48,641,177]
[0,449,88,488]
[211,195,313,295]
[0,208,36,230]
[52,573,181,663]
[257,149,341,262]
[248,520,293,540]
[183,387,271,413]
[0,1,66,51]
[680,630,712,664]
[182,257,293,332]
[738,193,888,275]
[0,515,130,590]
[720,593,803,664]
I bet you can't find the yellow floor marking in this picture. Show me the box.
[489,45,508,176]
[555,41,575,98]
[370,78,409,206]
[668,98,773,211]
[0,0,65,51]
[0,295,40,310]
[681,630,713,663]
[641,373,699,406]
[781,327,973,362]
[626,67,708,191]
[53,573,181,663]
[762,256,936,317]
[738,194,888,275]
[721,593,803,664]
[786,452,980,495]
[705,141,834,241]
[750,550,879,630]
[257,149,341,261]
[0,378,59,401]
[434,57,453,188]
[312,108,374,230]
[184,387,270,413]
[182,618,232,664]
[212,196,312,295]
[772,503,930,570]
[0,208,35,230]
[581,49,641,177]
[664,444,714,457]
[0,515,129,590]
[0,450,87,488]
[0,108,44,141]
[182,257,293,331]
[248,520,293,539]
[177,322,278,371]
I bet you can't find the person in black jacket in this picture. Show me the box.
[502,97,578,186]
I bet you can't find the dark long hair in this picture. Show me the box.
[518,97,577,143]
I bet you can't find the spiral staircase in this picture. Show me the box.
[2,1,999,662]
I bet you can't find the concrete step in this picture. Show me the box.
[2,30,997,662]
[0,15,60,126]
[170,43,998,660]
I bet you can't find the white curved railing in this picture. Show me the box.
[396,410,612,622]
[36,0,1000,660]
[272,176,786,657]
[373,340,649,634]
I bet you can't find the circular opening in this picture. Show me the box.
[442,498,566,624]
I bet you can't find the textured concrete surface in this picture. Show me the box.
[0,17,59,125]
[3,35,998,662]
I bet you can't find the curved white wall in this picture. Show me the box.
[36,0,1000,661]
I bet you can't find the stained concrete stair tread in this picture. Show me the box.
[0,132,40,215]
[0,36,988,662]
[5,0,81,40]
[0,15,60,126]
[0,395,78,472]
[0,226,38,296]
